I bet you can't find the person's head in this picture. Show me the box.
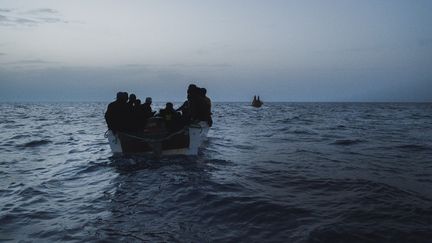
[129,94,136,103]
[134,99,141,106]
[116,92,123,101]
[197,88,206,97]
[145,97,152,104]
[165,102,174,110]
[187,84,197,94]
[119,92,128,103]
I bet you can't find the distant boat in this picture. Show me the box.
[252,95,263,107]
[106,118,209,156]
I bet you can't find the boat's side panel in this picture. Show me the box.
[107,130,122,154]
[188,122,209,155]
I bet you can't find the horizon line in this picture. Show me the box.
[0,100,431,103]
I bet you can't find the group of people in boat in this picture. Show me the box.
[252,95,263,107]
[105,84,212,134]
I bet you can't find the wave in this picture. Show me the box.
[331,139,364,146]
[395,144,430,151]
[9,134,29,140]
[17,139,52,148]
[75,163,107,175]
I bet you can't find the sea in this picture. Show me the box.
[0,102,431,242]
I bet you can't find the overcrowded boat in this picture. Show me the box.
[104,84,212,156]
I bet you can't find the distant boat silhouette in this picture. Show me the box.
[252,95,263,107]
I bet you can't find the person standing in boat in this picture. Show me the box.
[189,87,211,126]
[105,91,129,133]
[199,88,212,127]
[124,93,137,130]
[129,98,143,131]
[177,84,197,125]
[177,84,213,127]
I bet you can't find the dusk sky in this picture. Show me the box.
[1,0,431,102]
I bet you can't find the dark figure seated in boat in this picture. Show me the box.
[157,102,183,133]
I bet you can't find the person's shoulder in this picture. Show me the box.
[108,101,117,107]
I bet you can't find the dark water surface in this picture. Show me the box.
[1,102,432,242]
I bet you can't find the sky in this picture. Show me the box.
[0,0,431,102]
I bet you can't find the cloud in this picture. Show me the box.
[168,63,232,68]
[2,59,57,66]
[37,17,67,23]
[0,52,6,56]
[122,63,232,70]
[16,59,53,64]
[25,8,59,15]
[0,8,67,26]
[0,14,15,26]
[14,18,38,24]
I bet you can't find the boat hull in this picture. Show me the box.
[107,121,209,156]
[252,101,263,107]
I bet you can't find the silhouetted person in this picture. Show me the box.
[158,102,182,132]
[134,99,141,108]
[120,93,136,129]
[177,84,199,124]
[128,98,143,131]
[105,91,129,133]
[201,88,213,127]
[141,97,156,120]
[191,87,212,126]
[177,84,213,127]
[128,94,136,107]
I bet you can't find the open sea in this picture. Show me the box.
[0,102,431,242]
